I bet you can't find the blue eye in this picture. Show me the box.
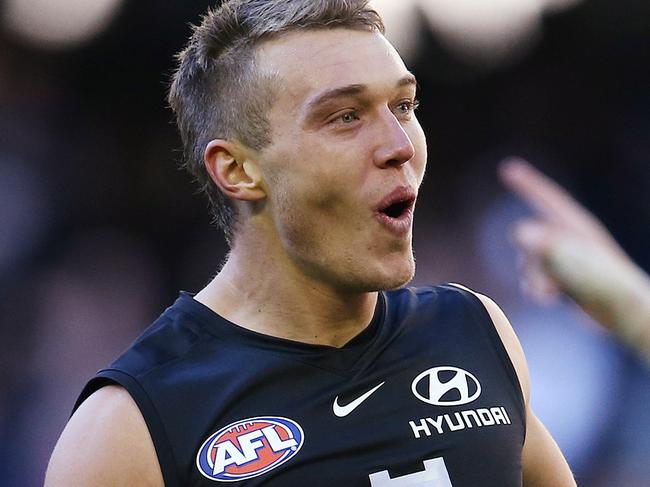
[396,99,420,115]
[339,111,358,124]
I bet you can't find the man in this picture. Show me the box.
[46,1,576,485]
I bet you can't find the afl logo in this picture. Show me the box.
[412,366,481,406]
[196,416,304,482]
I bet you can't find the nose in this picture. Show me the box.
[373,109,416,169]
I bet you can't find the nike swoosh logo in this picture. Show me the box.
[333,382,386,417]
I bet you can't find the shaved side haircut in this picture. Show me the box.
[168,0,384,241]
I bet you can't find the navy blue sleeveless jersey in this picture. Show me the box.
[74,284,525,486]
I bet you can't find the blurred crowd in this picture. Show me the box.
[0,0,648,485]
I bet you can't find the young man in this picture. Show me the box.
[46,1,576,485]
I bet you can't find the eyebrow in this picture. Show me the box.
[305,73,418,112]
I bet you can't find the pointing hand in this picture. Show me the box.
[499,158,650,361]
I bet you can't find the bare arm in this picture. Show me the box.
[463,288,576,487]
[500,158,650,362]
[45,385,164,487]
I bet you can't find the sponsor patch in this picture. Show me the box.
[196,416,304,482]
[411,366,481,406]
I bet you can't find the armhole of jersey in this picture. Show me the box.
[446,283,526,415]
[72,370,180,487]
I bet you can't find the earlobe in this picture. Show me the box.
[204,140,266,201]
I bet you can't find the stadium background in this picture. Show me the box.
[0,0,648,485]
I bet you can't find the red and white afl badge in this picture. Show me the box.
[196,416,305,482]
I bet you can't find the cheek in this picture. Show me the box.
[268,170,337,238]
[270,145,356,213]
[277,179,353,232]
[262,132,369,238]
[409,124,428,183]
[270,174,367,262]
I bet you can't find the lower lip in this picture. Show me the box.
[374,207,413,236]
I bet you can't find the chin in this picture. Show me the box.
[299,242,416,293]
[364,255,416,292]
[380,268,415,290]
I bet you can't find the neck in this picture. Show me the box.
[194,234,378,348]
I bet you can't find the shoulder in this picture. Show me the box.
[447,283,531,404]
[384,285,530,404]
[46,385,164,487]
[110,294,210,378]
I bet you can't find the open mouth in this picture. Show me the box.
[380,198,414,219]
[374,187,416,235]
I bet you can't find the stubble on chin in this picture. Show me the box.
[360,249,416,292]
[384,258,416,290]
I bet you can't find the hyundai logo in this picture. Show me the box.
[412,366,481,406]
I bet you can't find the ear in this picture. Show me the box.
[204,139,266,202]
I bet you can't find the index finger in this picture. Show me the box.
[499,157,589,225]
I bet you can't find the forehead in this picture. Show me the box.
[256,28,411,108]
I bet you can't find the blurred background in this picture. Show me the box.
[0,0,648,485]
